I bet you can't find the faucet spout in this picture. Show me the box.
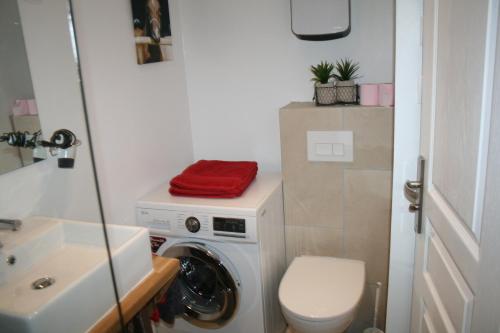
[0,219,22,231]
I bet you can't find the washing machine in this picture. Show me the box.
[136,173,286,333]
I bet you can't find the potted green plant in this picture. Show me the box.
[333,58,360,103]
[311,61,336,105]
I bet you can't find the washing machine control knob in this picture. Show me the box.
[185,217,201,233]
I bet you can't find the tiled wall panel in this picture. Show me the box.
[279,102,394,330]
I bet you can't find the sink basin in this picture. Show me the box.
[0,216,152,333]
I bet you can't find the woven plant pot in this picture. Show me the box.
[314,82,336,105]
[336,80,357,103]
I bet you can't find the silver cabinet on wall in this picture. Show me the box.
[290,0,351,41]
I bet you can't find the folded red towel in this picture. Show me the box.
[169,160,258,198]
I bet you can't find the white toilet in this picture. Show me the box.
[279,256,366,333]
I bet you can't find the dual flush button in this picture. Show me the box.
[307,131,353,162]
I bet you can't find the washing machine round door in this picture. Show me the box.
[163,242,239,329]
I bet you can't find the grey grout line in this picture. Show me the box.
[340,108,347,256]
[342,167,346,256]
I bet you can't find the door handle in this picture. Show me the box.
[406,181,422,189]
[404,181,422,202]
[404,157,425,234]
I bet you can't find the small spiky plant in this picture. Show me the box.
[333,58,360,81]
[310,61,335,85]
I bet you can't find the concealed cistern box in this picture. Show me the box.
[307,131,353,162]
[291,0,351,41]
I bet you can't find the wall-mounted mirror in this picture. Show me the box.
[0,1,124,331]
[0,1,46,175]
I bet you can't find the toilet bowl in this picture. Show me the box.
[279,256,366,333]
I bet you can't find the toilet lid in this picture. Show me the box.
[279,256,365,321]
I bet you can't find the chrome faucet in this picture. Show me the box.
[0,219,22,249]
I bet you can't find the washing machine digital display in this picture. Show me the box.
[213,217,246,233]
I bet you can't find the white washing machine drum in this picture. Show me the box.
[162,242,239,329]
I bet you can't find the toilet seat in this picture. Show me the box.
[279,256,365,322]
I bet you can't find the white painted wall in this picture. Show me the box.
[0,0,100,222]
[6,0,390,226]
[179,0,395,171]
[0,0,194,228]
[72,0,194,225]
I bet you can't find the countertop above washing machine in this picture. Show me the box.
[137,172,282,216]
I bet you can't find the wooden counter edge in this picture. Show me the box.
[89,256,180,333]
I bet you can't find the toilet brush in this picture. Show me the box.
[363,282,384,333]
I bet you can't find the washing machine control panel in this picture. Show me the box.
[136,208,257,242]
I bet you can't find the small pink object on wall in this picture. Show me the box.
[12,99,38,116]
[359,84,379,106]
[378,83,394,106]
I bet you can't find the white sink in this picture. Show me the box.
[0,216,153,333]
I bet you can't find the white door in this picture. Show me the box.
[409,0,499,332]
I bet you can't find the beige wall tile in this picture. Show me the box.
[279,105,343,168]
[283,163,343,227]
[344,169,392,329]
[279,104,393,331]
[280,104,394,171]
[348,282,386,332]
[344,107,394,170]
[280,105,344,228]
[285,225,344,264]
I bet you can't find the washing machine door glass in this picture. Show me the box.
[163,243,239,329]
